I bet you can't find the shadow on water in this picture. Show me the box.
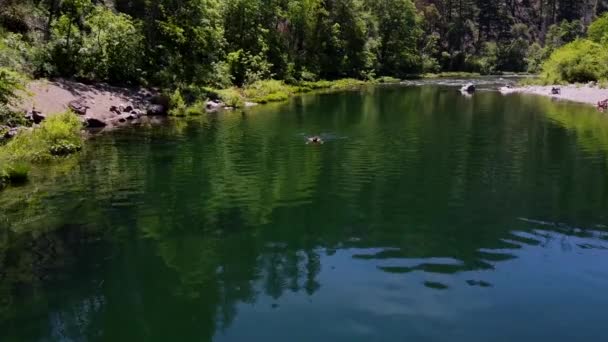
[0,84,608,340]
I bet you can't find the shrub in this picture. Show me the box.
[0,111,82,163]
[0,105,27,127]
[49,140,82,156]
[422,55,441,74]
[185,101,205,116]
[299,80,333,90]
[329,78,367,89]
[216,88,244,108]
[3,162,29,184]
[243,80,292,103]
[168,89,187,116]
[376,76,401,83]
[0,112,82,190]
[540,39,608,84]
[0,67,25,107]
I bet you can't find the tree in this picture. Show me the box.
[372,0,421,76]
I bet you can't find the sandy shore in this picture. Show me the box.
[500,85,608,106]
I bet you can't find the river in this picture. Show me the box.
[1,82,607,341]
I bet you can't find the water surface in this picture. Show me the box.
[1,83,608,341]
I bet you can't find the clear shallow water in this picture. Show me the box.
[1,84,608,341]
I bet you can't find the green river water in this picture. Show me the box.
[1,81,608,341]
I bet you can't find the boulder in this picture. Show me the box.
[206,100,225,112]
[84,117,107,128]
[140,90,153,98]
[109,105,121,114]
[114,113,138,123]
[461,83,476,93]
[69,98,89,115]
[146,104,167,116]
[206,100,223,109]
[6,128,18,138]
[551,87,561,95]
[123,105,133,112]
[4,127,22,139]
[130,109,143,117]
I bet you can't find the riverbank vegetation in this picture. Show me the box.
[536,13,608,85]
[167,78,370,116]
[0,111,82,188]
[0,1,606,92]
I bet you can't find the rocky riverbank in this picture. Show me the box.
[15,79,164,130]
[1,78,249,142]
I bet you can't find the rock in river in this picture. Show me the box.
[461,83,476,93]
[146,104,167,116]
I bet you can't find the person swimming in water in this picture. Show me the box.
[307,136,323,144]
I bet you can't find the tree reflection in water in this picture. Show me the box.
[0,83,607,340]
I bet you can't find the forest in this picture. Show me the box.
[0,0,607,91]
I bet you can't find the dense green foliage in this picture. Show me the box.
[0,111,82,188]
[0,66,26,127]
[536,11,608,84]
[0,0,606,95]
[0,0,605,90]
[0,67,23,106]
[540,40,608,84]
[417,0,604,74]
[587,13,608,44]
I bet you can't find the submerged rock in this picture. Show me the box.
[461,83,476,93]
